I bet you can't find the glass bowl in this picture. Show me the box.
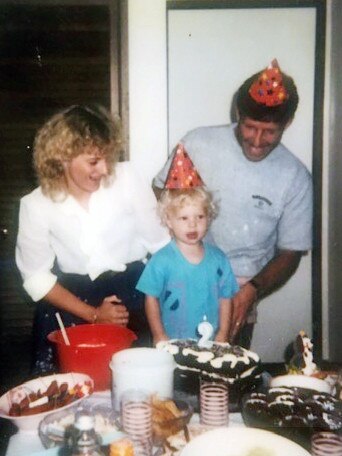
[39,398,119,449]
[151,397,193,445]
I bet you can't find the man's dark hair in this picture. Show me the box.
[236,71,299,126]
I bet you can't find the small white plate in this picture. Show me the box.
[180,427,310,456]
[270,374,332,393]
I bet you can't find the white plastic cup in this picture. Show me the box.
[110,347,176,410]
[200,378,229,427]
[311,431,342,455]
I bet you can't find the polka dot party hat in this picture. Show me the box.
[165,143,204,189]
[248,59,288,107]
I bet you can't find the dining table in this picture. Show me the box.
[5,390,246,456]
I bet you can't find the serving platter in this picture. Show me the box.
[179,427,310,456]
[270,374,332,394]
[0,373,93,431]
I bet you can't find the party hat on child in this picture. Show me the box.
[165,143,204,189]
[248,59,288,107]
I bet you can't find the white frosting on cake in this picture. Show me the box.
[246,398,266,405]
[269,400,295,408]
[322,412,341,430]
[182,348,214,363]
[211,351,257,369]
[240,366,257,379]
[157,341,179,356]
[271,394,295,403]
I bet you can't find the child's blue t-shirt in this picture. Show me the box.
[136,240,239,339]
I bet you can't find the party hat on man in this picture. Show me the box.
[248,59,288,107]
[165,143,204,189]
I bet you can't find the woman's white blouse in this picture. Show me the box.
[16,162,169,301]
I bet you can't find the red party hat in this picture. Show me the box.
[248,59,288,107]
[165,144,204,189]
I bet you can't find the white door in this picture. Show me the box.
[168,6,317,362]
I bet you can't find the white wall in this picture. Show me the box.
[127,0,168,182]
[127,1,317,362]
[168,7,315,174]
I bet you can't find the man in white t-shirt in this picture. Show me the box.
[153,60,312,348]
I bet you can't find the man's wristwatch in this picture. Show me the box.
[248,278,261,299]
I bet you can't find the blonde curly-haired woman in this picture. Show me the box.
[16,105,169,374]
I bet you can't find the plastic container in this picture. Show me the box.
[48,324,137,391]
[110,348,176,410]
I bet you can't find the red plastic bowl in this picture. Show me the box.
[48,324,137,391]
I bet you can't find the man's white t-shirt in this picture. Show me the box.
[153,124,312,278]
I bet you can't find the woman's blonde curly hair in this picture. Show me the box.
[33,104,122,200]
[158,187,217,226]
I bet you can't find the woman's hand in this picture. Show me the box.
[96,295,129,326]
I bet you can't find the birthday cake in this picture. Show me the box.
[156,339,261,384]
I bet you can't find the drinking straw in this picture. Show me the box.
[55,312,71,345]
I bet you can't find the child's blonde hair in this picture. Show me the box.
[33,104,122,200]
[158,187,217,225]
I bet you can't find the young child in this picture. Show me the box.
[136,145,239,344]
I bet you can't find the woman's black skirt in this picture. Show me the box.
[31,261,150,375]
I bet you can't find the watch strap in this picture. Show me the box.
[249,278,261,298]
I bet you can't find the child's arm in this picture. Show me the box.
[215,297,233,343]
[145,295,169,345]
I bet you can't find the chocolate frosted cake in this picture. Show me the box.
[157,339,261,384]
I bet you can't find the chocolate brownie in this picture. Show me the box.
[242,385,342,448]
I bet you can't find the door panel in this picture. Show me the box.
[167,4,322,362]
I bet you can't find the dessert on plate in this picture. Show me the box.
[286,330,339,393]
[8,379,93,417]
[242,385,342,450]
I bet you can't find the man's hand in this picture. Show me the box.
[230,283,257,341]
[96,295,129,326]
[230,249,302,342]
